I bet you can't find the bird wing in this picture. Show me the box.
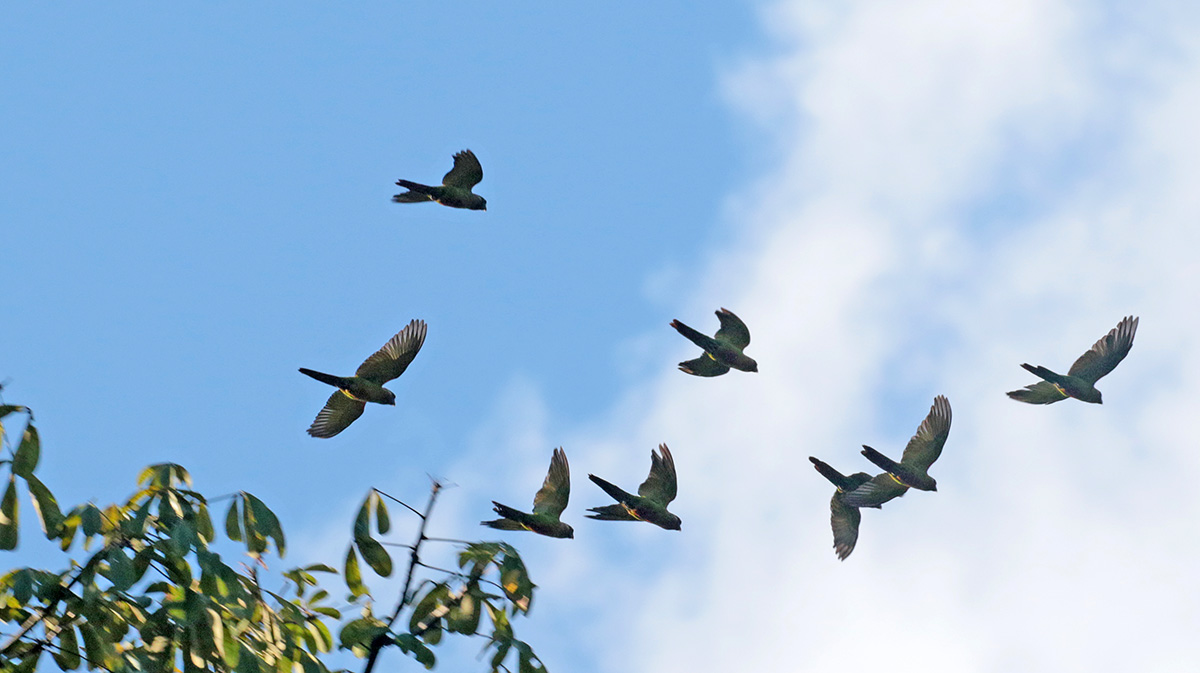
[830,495,862,561]
[307,390,366,438]
[1067,315,1138,384]
[678,355,730,377]
[532,447,570,518]
[839,473,908,508]
[637,444,677,505]
[899,395,952,472]
[714,308,751,349]
[1006,381,1068,404]
[356,319,427,384]
[442,149,483,189]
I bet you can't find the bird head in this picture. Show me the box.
[383,389,397,406]
[664,514,682,531]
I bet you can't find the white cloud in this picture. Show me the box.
[444,1,1200,671]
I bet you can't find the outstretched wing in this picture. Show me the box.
[839,473,908,508]
[532,448,570,518]
[714,308,751,349]
[899,395,952,472]
[307,390,366,438]
[1067,315,1138,384]
[442,149,483,189]
[1007,381,1068,404]
[678,355,730,377]
[356,319,428,384]
[638,444,677,506]
[830,495,862,561]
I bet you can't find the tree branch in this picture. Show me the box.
[361,480,442,673]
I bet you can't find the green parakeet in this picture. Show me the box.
[299,319,426,438]
[1007,316,1138,405]
[481,447,574,539]
[841,395,952,506]
[392,149,487,211]
[809,456,879,560]
[671,308,758,376]
[587,444,681,531]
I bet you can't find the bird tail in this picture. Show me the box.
[670,320,720,352]
[1020,363,1067,385]
[809,457,850,490]
[395,179,437,195]
[480,502,530,530]
[585,504,635,521]
[299,368,351,389]
[860,445,901,473]
[588,474,635,503]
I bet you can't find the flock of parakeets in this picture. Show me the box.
[298,150,1141,559]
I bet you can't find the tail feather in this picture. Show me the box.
[299,368,350,389]
[585,504,635,521]
[1021,363,1064,384]
[481,518,526,531]
[860,445,900,473]
[588,474,635,503]
[809,457,850,490]
[395,179,436,195]
[670,320,719,352]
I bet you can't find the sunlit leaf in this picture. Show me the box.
[52,623,81,670]
[0,476,18,550]
[245,493,285,556]
[225,497,242,542]
[344,546,365,597]
[374,493,390,535]
[12,425,40,477]
[25,473,62,537]
[356,535,392,577]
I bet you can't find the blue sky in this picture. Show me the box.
[6,1,1200,672]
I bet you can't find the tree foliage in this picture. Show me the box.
[0,404,545,672]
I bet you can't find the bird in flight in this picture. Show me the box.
[587,444,681,531]
[670,308,758,376]
[1007,315,1139,405]
[809,456,880,560]
[841,395,952,508]
[299,319,427,438]
[481,447,574,539]
[392,149,487,211]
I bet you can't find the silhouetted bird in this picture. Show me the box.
[587,444,681,531]
[299,320,426,438]
[841,395,952,507]
[810,456,880,560]
[1007,316,1139,405]
[481,447,574,539]
[670,308,757,376]
[392,149,487,210]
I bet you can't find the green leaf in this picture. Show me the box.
[224,497,242,542]
[353,493,372,541]
[52,623,82,670]
[0,404,28,420]
[106,548,136,591]
[11,568,34,603]
[196,502,215,543]
[25,474,63,537]
[344,546,365,597]
[12,425,40,477]
[410,582,450,634]
[395,633,436,669]
[80,504,103,537]
[356,535,393,577]
[374,493,390,535]
[338,617,387,652]
[0,476,18,550]
[240,492,266,554]
[304,563,337,574]
[245,493,285,556]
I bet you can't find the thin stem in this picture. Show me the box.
[362,481,442,673]
[374,489,422,517]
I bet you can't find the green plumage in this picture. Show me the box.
[842,395,952,506]
[1008,315,1138,404]
[810,456,878,560]
[481,448,574,539]
[392,149,487,211]
[671,308,758,376]
[587,444,681,531]
[299,319,427,438]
